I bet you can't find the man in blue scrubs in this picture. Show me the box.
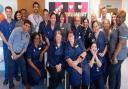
[0,6,16,85]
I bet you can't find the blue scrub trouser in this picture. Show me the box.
[8,52,28,88]
[109,60,124,89]
[90,76,104,89]
[68,64,90,89]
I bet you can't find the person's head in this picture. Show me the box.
[55,31,62,44]
[103,19,110,32]
[23,20,31,32]
[14,10,21,21]
[101,7,107,18]
[50,12,56,25]
[31,32,41,45]
[82,18,89,28]
[33,2,40,14]
[91,13,97,22]
[67,30,75,44]
[43,9,49,22]
[111,12,117,27]
[5,6,12,19]
[92,21,100,33]
[116,10,126,26]
[20,9,28,21]
[90,42,97,53]
[74,16,81,27]
[60,12,66,23]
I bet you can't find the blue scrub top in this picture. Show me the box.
[65,39,86,72]
[96,31,108,53]
[86,51,103,81]
[47,41,65,68]
[0,19,16,49]
[27,42,47,66]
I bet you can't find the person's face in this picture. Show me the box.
[55,33,62,43]
[68,33,75,43]
[43,11,49,21]
[5,8,12,18]
[83,19,89,28]
[112,14,117,25]
[103,20,110,31]
[91,14,97,22]
[93,22,99,33]
[50,14,56,24]
[21,10,28,20]
[60,15,65,23]
[16,12,22,21]
[102,8,107,17]
[75,17,81,27]
[116,13,124,26]
[34,35,40,45]
[23,23,31,32]
[33,4,39,13]
[91,43,97,52]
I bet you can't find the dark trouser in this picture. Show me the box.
[8,52,28,88]
[90,76,104,89]
[109,60,124,89]
[48,66,65,89]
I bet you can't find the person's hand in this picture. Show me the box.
[110,56,118,64]
[55,64,62,72]
[39,52,44,62]
[75,66,82,74]
[35,68,41,77]
[11,53,19,60]
[72,60,79,67]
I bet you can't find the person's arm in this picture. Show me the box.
[89,56,95,67]
[27,58,41,76]
[95,55,102,67]
[0,31,8,45]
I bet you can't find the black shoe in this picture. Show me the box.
[15,75,21,81]
[9,84,15,89]
[3,79,8,85]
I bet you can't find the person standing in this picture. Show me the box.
[109,10,128,89]
[28,2,43,33]
[8,20,31,89]
[0,6,16,85]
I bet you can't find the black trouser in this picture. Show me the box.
[47,66,65,89]
[109,60,124,89]
[90,76,104,89]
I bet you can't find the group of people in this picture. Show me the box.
[0,1,128,89]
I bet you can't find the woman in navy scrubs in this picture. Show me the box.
[86,42,104,89]
[47,31,65,89]
[92,21,108,84]
[26,32,48,86]
[65,31,89,89]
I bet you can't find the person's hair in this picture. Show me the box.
[5,6,12,11]
[54,31,63,41]
[14,10,21,21]
[92,20,99,28]
[82,17,89,23]
[31,32,40,42]
[102,6,107,10]
[60,12,66,23]
[90,41,97,47]
[33,2,39,8]
[103,19,110,24]
[111,12,117,28]
[43,9,49,13]
[20,8,27,12]
[50,12,56,18]
[118,9,126,19]
[24,19,32,26]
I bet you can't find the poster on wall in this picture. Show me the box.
[45,0,89,23]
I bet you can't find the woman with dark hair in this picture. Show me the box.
[47,31,65,89]
[57,12,70,41]
[65,31,89,89]
[14,10,24,27]
[26,32,48,86]
[86,42,104,89]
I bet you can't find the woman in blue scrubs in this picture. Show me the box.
[86,42,104,89]
[65,31,89,89]
[47,31,65,89]
[92,21,108,85]
[26,32,48,86]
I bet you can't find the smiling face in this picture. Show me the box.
[16,12,22,21]
[5,8,12,19]
[91,43,97,53]
[68,32,75,44]
[43,11,49,22]
[33,4,39,14]
[60,14,65,23]
[50,14,56,25]
[23,23,31,32]
[34,34,40,45]
[92,21,99,33]
[55,31,62,44]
